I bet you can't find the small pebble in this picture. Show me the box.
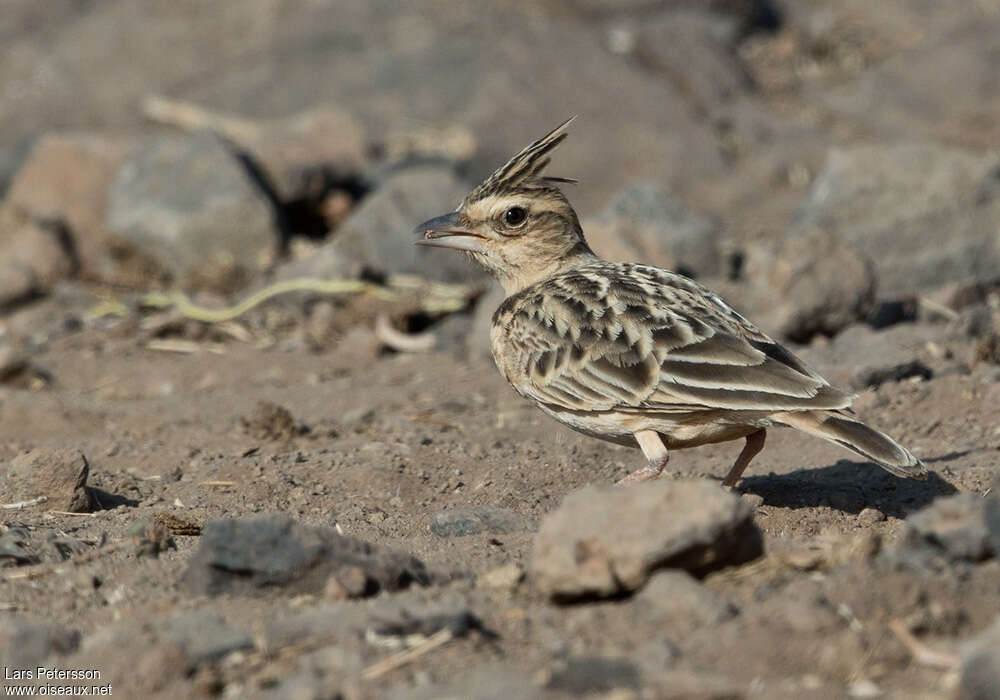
[858,508,886,525]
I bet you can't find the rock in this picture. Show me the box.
[635,570,738,625]
[430,505,533,537]
[857,507,886,525]
[241,401,298,442]
[544,656,641,694]
[0,617,81,667]
[585,182,721,278]
[3,448,92,512]
[0,207,75,308]
[818,19,1000,149]
[5,132,132,276]
[895,492,995,570]
[960,616,1000,700]
[787,144,1000,296]
[277,163,485,285]
[161,609,254,668]
[244,104,367,203]
[796,322,947,391]
[854,359,933,390]
[753,227,876,342]
[627,9,753,110]
[478,562,525,593]
[182,513,430,596]
[531,479,762,601]
[106,131,277,291]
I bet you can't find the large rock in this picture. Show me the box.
[894,492,995,571]
[5,132,132,276]
[788,143,1000,296]
[106,131,278,291]
[2,448,92,513]
[531,479,762,601]
[278,163,486,285]
[585,182,721,278]
[182,513,430,596]
[244,104,367,203]
[750,227,877,342]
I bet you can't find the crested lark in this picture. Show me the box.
[414,118,927,487]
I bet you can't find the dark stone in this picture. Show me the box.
[430,505,534,537]
[182,513,430,596]
[854,359,933,389]
[545,656,641,694]
[894,493,995,571]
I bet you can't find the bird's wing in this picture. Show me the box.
[492,265,852,414]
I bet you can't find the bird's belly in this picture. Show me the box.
[537,404,766,449]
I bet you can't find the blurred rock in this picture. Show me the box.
[182,513,430,596]
[5,132,132,276]
[960,616,1000,700]
[788,143,1000,296]
[277,163,485,285]
[635,570,738,625]
[818,19,1000,147]
[895,492,995,571]
[161,609,254,669]
[3,448,92,512]
[751,227,876,342]
[0,136,34,197]
[0,617,81,667]
[240,400,298,442]
[796,322,948,390]
[0,207,75,308]
[544,656,641,694]
[585,182,721,277]
[628,9,753,111]
[245,104,367,203]
[106,131,277,291]
[531,479,762,601]
[386,663,540,700]
[430,505,533,537]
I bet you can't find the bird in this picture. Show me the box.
[413,117,927,487]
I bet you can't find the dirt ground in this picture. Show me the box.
[1,286,998,699]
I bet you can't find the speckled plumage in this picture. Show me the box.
[415,119,927,485]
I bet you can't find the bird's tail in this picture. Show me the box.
[773,409,927,479]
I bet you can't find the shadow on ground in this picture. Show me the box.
[738,459,959,518]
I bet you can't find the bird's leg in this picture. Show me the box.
[618,430,669,485]
[722,429,766,488]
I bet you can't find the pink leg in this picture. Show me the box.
[618,430,669,485]
[722,429,766,488]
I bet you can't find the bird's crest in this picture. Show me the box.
[468,116,577,201]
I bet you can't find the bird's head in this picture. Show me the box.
[414,117,593,294]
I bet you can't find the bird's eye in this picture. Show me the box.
[503,206,527,228]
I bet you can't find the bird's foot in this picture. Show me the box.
[617,460,667,485]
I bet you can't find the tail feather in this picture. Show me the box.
[773,410,927,479]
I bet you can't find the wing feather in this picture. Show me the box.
[491,263,852,415]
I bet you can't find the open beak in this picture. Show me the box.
[413,212,485,253]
